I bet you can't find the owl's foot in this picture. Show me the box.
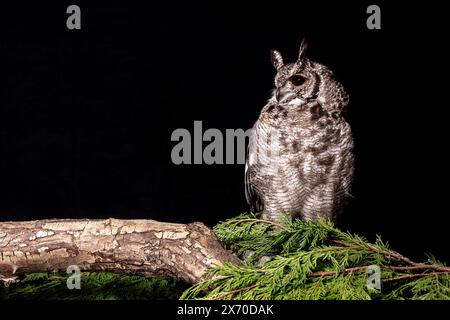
[240,250,276,267]
[260,211,291,224]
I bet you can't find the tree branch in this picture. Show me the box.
[0,218,240,284]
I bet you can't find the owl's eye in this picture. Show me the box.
[290,75,306,86]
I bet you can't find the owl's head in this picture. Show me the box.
[270,40,348,111]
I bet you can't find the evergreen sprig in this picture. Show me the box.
[181,214,450,300]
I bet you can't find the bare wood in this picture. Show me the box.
[0,218,240,284]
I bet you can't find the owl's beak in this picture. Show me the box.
[275,87,289,103]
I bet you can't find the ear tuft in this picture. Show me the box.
[270,50,284,70]
[298,39,308,61]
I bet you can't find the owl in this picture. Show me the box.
[245,40,354,223]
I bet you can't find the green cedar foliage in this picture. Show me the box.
[181,214,450,300]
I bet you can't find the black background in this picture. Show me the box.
[1,1,448,263]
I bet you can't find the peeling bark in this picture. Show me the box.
[0,219,240,284]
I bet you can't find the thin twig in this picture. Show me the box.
[389,264,450,273]
[382,271,450,283]
[332,240,450,274]
[308,266,368,278]
[212,284,260,300]
[332,240,416,265]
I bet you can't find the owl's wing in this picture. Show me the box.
[244,148,264,213]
